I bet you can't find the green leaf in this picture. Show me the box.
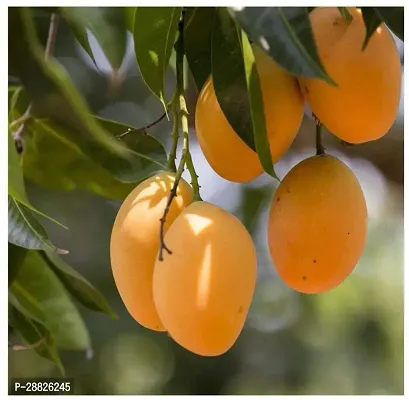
[374,7,404,42]
[22,121,135,200]
[9,8,132,163]
[337,7,352,22]
[125,7,136,32]
[8,243,28,286]
[211,7,255,150]
[9,251,91,350]
[29,117,167,183]
[360,8,383,50]
[42,252,117,318]
[231,7,336,84]
[8,196,68,254]
[241,37,277,179]
[8,128,67,228]
[185,7,216,92]
[134,7,182,107]
[66,20,97,66]
[9,306,64,374]
[8,129,27,204]
[62,7,127,70]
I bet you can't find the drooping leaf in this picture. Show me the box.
[22,121,135,200]
[66,20,97,66]
[134,7,182,108]
[42,252,117,318]
[8,129,67,228]
[8,306,64,373]
[231,7,336,84]
[241,35,277,179]
[62,7,127,70]
[8,196,67,254]
[184,7,216,92]
[8,7,133,165]
[28,117,167,183]
[361,7,383,50]
[10,251,91,350]
[8,243,28,286]
[211,7,255,150]
[374,7,404,42]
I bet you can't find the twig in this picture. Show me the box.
[11,12,60,153]
[158,9,190,262]
[45,13,60,60]
[314,114,325,156]
[116,112,167,139]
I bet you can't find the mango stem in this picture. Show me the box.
[158,9,201,261]
[314,115,326,156]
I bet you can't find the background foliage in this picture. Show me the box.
[8,6,403,394]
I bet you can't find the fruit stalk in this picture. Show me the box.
[167,99,179,172]
[158,9,201,260]
[185,151,201,201]
[314,115,325,156]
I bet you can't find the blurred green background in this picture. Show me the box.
[8,8,404,395]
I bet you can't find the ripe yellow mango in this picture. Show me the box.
[299,7,401,143]
[268,155,367,293]
[195,45,304,183]
[110,172,193,331]
[153,201,257,355]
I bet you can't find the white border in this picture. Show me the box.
[4,2,406,398]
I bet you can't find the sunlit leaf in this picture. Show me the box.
[134,7,182,108]
[241,37,277,179]
[10,251,91,350]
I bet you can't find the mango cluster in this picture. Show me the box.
[110,172,257,356]
[110,7,400,357]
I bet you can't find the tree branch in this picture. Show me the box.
[116,112,167,139]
